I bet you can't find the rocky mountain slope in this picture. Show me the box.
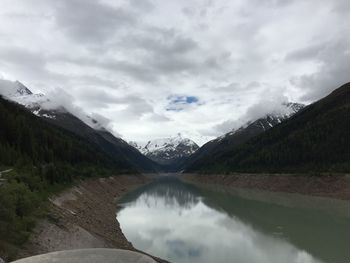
[186,83,350,173]
[184,102,304,172]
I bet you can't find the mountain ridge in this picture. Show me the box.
[184,102,305,172]
[0,79,158,172]
[186,83,350,173]
[0,79,114,133]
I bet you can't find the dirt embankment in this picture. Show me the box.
[182,173,350,200]
[17,175,168,263]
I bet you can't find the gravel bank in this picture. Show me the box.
[182,173,350,200]
[17,174,169,263]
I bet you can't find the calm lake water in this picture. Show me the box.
[117,176,350,263]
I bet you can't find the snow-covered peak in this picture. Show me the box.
[0,79,116,135]
[245,102,304,129]
[269,102,304,119]
[14,93,49,108]
[215,102,305,143]
[0,79,62,119]
[0,79,32,98]
[130,134,199,164]
[143,134,195,153]
[0,79,50,111]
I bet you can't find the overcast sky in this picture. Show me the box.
[0,0,349,145]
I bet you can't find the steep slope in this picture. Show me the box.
[97,130,160,172]
[35,109,159,172]
[0,80,158,172]
[186,83,350,173]
[184,103,304,171]
[131,134,199,171]
[0,96,142,259]
[0,96,134,174]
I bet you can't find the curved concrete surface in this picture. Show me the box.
[12,248,157,263]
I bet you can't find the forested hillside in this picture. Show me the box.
[183,104,304,172]
[40,109,159,173]
[0,96,138,174]
[0,96,135,259]
[186,83,350,173]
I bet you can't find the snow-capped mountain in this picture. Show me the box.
[0,79,109,130]
[130,133,199,166]
[218,102,305,141]
[183,102,305,171]
[0,79,64,121]
[0,79,32,97]
[0,79,159,172]
[0,79,49,107]
[185,83,350,173]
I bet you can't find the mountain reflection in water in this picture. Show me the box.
[117,176,349,263]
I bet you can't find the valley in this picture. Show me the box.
[1,2,350,263]
[0,81,350,263]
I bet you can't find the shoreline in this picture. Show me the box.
[182,173,350,200]
[181,174,350,219]
[17,174,169,263]
[16,173,350,262]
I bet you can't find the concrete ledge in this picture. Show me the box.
[12,248,157,263]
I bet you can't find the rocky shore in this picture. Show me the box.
[182,173,350,200]
[17,174,168,263]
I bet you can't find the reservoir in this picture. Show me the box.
[117,176,350,263]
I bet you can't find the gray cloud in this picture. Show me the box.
[181,0,214,19]
[122,96,154,115]
[291,39,350,101]
[216,81,261,94]
[52,0,136,44]
[128,0,155,12]
[0,46,65,84]
[285,43,326,61]
[125,28,198,55]
[75,88,121,108]
[332,0,350,14]
[146,113,171,123]
[253,0,295,8]
[0,46,45,67]
[49,26,205,83]
[115,27,203,79]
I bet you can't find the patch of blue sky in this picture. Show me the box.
[166,95,200,111]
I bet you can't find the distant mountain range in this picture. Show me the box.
[130,134,199,171]
[0,79,158,173]
[129,102,304,172]
[186,83,350,173]
[2,79,349,175]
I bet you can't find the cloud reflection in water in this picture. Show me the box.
[117,180,322,263]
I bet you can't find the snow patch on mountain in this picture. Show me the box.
[216,102,304,142]
[0,79,117,135]
[0,79,32,97]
